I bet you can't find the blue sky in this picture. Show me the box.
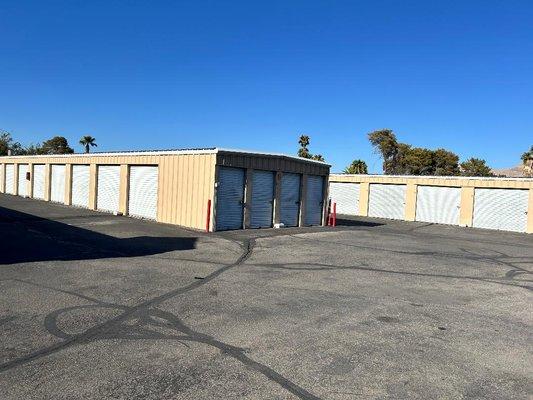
[1,0,532,172]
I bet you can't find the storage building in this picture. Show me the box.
[329,174,533,234]
[0,148,330,231]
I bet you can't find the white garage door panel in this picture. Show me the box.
[216,167,245,230]
[33,165,46,200]
[97,166,121,213]
[5,165,14,194]
[416,186,461,225]
[305,175,325,226]
[50,165,66,203]
[329,182,360,215]
[72,165,90,208]
[473,189,528,233]
[280,173,301,227]
[128,166,158,219]
[368,184,406,220]
[17,164,29,197]
[250,170,275,228]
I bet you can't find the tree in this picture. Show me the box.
[460,158,494,177]
[297,135,324,161]
[521,145,533,177]
[368,130,461,176]
[23,143,44,155]
[368,129,400,174]
[298,135,311,159]
[79,135,97,153]
[343,159,368,174]
[40,136,74,154]
[433,148,460,176]
[399,147,434,175]
[0,129,25,155]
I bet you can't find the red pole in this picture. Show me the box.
[206,199,211,232]
[333,202,337,227]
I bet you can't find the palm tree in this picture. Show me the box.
[343,159,368,174]
[297,135,311,158]
[79,135,97,153]
[522,145,533,177]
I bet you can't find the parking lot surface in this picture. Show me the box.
[0,194,532,399]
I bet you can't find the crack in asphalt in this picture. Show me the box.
[0,237,322,400]
[248,261,532,291]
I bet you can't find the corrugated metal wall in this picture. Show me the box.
[329,174,533,233]
[0,151,329,231]
[0,152,216,230]
[157,154,216,229]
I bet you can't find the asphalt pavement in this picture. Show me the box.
[1,194,531,399]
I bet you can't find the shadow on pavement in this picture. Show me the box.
[335,215,385,228]
[0,206,197,264]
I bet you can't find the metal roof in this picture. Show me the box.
[0,147,330,166]
[217,148,329,166]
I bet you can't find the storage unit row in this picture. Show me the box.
[329,180,533,233]
[1,163,158,219]
[0,149,330,231]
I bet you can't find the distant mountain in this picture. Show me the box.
[491,165,527,178]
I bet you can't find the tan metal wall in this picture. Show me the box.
[330,174,533,233]
[0,153,216,230]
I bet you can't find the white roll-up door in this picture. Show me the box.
[329,182,360,215]
[415,186,461,225]
[50,165,66,203]
[368,184,406,220]
[97,165,121,213]
[128,166,158,219]
[33,164,46,200]
[473,188,529,233]
[216,167,245,230]
[250,170,275,228]
[280,173,301,227]
[17,164,29,197]
[72,165,90,208]
[5,164,14,194]
[305,175,325,226]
